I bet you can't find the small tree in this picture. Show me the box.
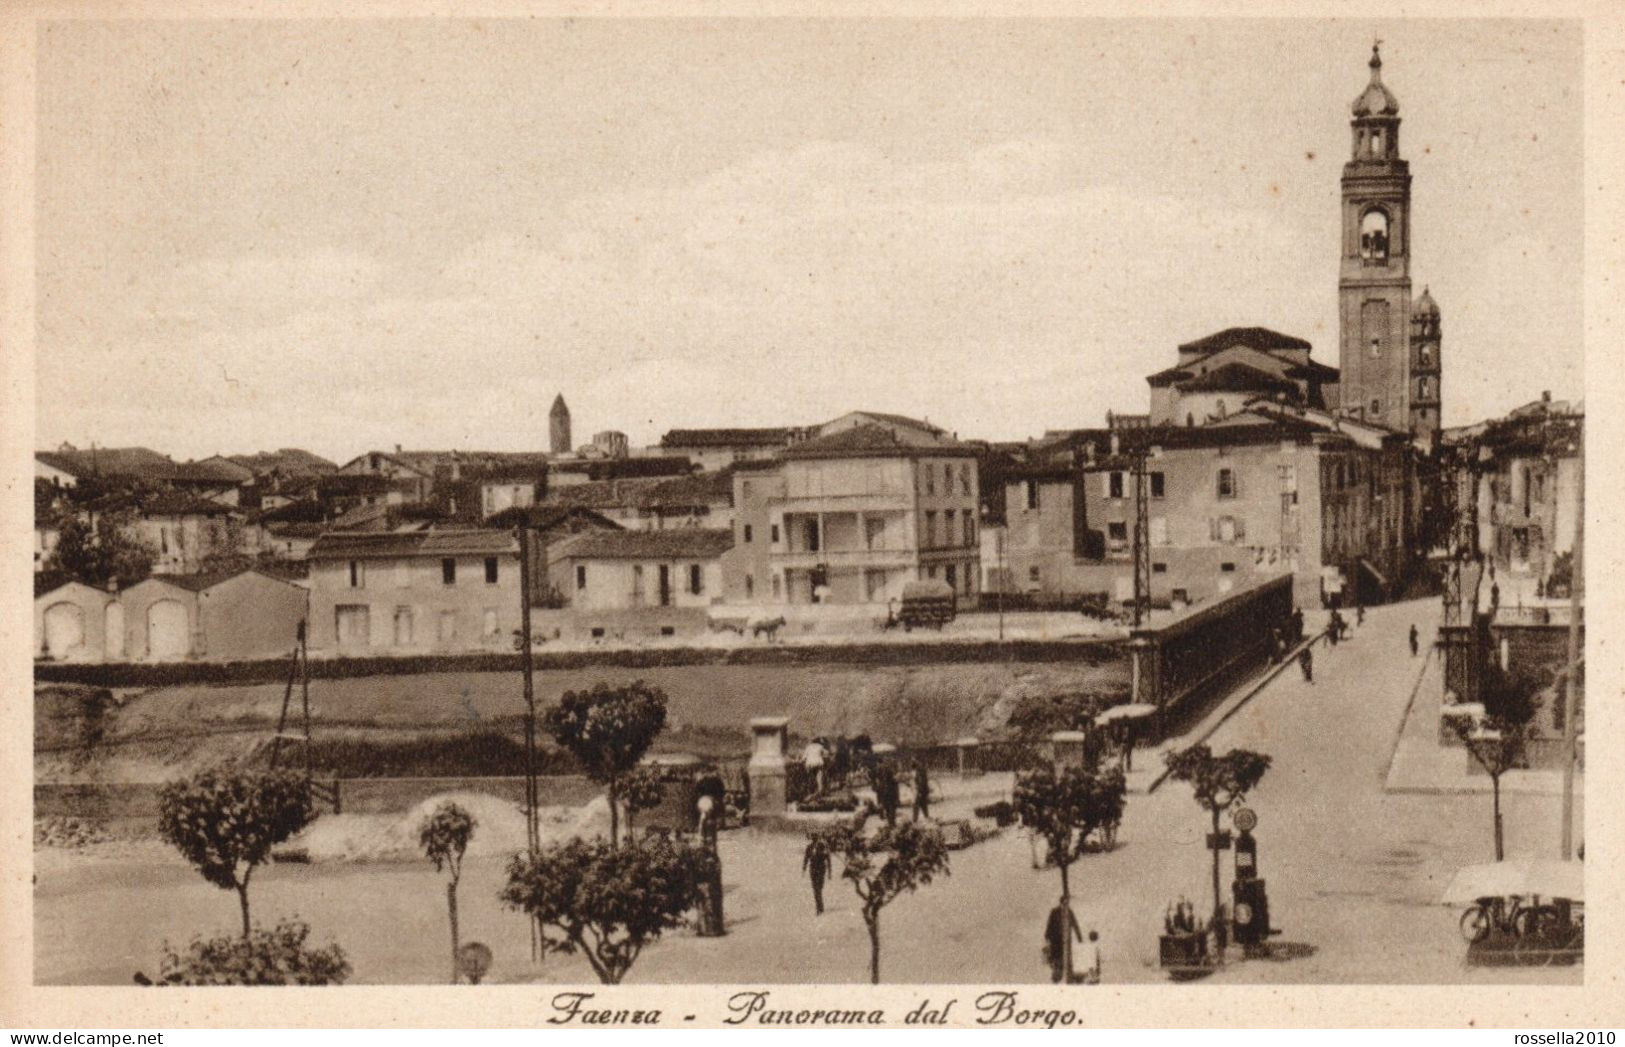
[157,769,315,938]
[1013,764,1126,975]
[1163,745,1271,931]
[543,681,668,847]
[44,512,156,590]
[620,766,667,844]
[419,801,477,983]
[815,821,950,984]
[1451,662,1540,860]
[499,835,707,984]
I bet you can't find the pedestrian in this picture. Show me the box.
[1043,897,1082,984]
[803,738,827,796]
[911,763,931,822]
[1298,646,1313,683]
[1085,929,1102,984]
[1356,604,1365,627]
[875,764,899,826]
[802,835,830,916]
[1409,624,1420,657]
[1291,608,1304,643]
[1327,610,1342,646]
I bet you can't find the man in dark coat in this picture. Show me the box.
[1299,646,1314,684]
[875,765,900,826]
[802,835,831,915]
[1409,624,1420,657]
[911,763,931,822]
[1044,898,1082,983]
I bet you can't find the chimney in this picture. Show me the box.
[1542,390,1552,403]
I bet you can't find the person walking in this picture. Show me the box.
[1084,929,1103,984]
[1356,603,1365,627]
[911,763,932,822]
[803,738,828,796]
[1298,646,1313,684]
[802,835,830,916]
[1043,898,1082,984]
[875,764,900,826]
[1409,624,1420,657]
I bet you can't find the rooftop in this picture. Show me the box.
[660,427,806,449]
[307,529,520,560]
[553,527,735,561]
[783,424,977,460]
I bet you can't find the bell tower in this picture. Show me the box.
[1337,43,1413,430]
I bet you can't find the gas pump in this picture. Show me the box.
[1230,807,1277,955]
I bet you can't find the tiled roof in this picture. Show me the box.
[784,425,977,460]
[143,570,252,593]
[1175,363,1301,395]
[554,528,734,561]
[1175,327,1312,355]
[227,449,337,477]
[135,492,239,517]
[660,427,803,449]
[174,457,257,483]
[36,447,178,479]
[307,529,519,560]
[841,411,945,434]
[636,470,735,510]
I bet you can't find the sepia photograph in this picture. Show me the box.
[4,6,1617,1030]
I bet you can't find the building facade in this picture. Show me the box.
[306,530,522,655]
[722,425,980,607]
[549,529,731,611]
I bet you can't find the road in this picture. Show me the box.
[34,599,1581,985]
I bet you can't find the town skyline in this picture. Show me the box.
[36,19,1582,463]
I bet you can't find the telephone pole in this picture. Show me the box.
[1131,447,1151,628]
[1560,423,1583,860]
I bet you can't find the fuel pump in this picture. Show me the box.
[1230,807,1276,953]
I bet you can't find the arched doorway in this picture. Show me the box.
[105,602,126,660]
[146,599,190,660]
[43,602,84,659]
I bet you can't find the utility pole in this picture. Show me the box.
[1131,448,1151,628]
[517,524,539,858]
[1560,423,1583,860]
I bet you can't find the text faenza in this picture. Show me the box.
[547,992,662,1025]
[724,991,886,1026]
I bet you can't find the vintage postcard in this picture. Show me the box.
[2,2,1622,1031]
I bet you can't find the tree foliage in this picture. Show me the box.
[1012,763,1127,891]
[620,765,667,841]
[813,821,951,984]
[1162,744,1271,815]
[137,919,349,986]
[543,681,668,846]
[499,835,709,984]
[1006,688,1127,741]
[157,769,315,937]
[43,512,156,590]
[420,801,477,983]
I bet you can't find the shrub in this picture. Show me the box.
[137,920,350,985]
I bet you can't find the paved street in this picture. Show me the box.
[34,599,1580,986]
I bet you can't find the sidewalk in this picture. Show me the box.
[1383,643,1581,796]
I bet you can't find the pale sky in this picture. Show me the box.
[34,18,1583,463]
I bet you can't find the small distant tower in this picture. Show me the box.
[1410,286,1442,442]
[549,395,572,456]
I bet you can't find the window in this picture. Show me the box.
[945,564,957,591]
[772,574,782,598]
[1150,472,1165,498]
[743,524,753,543]
[1359,208,1390,262]
[924,511,938,548]
[591,627,606,639]
[575,565,586,590]
[485,557,499,584]
[960,464,972,496]
[1217,468,1236,499]
[348,560,364,588]
[1221,562,1236,573]
[689,564,703,595]
[1028,566,1041,584]
[945,510,957,544]
[770,523,780,544]
[1026,482,1040,510]
[925,468,935,496]
[745,574,755,598]
[482,609,499,638]
[1152,562,1168,574]
[805,519,819,552]
[160,528,170,554]
[1371,399,1381,417]
[1109,472,1125,499]
[1107,522,1128,544]
[964,514,975,546]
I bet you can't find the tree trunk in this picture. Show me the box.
[1492,775,1504,861]
[608,782,621,849]
[866,912,882,985]
[236,882,252,940]
[447,880,461,984]
[1210,808,1223,930]
[1059,859,1073,979]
